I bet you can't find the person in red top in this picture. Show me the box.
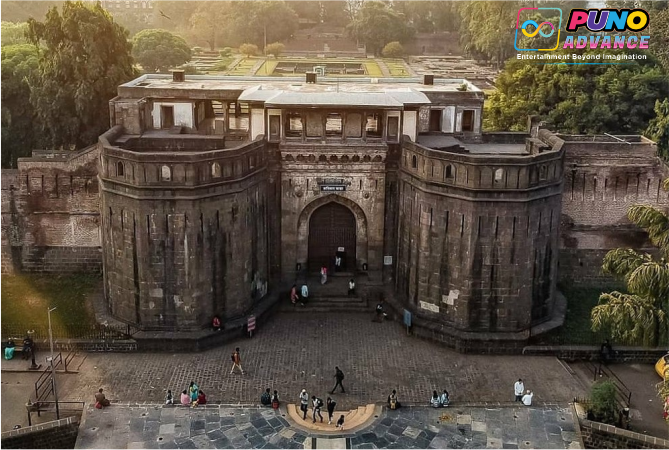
[320,265,328,285]
[197,391,207,405]
[212,315,221,331]
[290,284,299,305]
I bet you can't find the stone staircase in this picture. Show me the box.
[286,403,379,434]
[278,276,373,313]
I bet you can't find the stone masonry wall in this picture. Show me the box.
[560,136,669,286]
[579,419,669,449]
[396,140,564,333]
[0,146,102,273]
[0,417,79,449]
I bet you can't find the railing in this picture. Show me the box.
[1,323,139,341]
[590,362,633,409]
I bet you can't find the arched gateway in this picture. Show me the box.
[308,202,356,271]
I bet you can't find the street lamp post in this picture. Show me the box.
[48,307,60,419]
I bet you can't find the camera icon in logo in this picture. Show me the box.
[515,7,562,51]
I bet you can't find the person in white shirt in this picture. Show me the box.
[514,379,525,402]
[348,279,355,297]
[522,390,533,406]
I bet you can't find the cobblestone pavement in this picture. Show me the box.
[75,404,581,449]
[62,313,585,410]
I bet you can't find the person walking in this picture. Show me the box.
[326,397,336,424]
[299,389,309,420]
[348,279,355,297]
[320,265,328,285]
[335,254,342,272]
[312,396,324,423]
[230,347,244,374]
[331,366,345,394]
[514,379,525,402]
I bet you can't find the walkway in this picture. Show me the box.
[75,403,581,449]
[59,312,585,411]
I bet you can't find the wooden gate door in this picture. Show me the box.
[308,202,356,272]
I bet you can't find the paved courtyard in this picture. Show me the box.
[60,312,585,410]
[75,403,581,449]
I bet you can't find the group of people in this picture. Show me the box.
[166,381,207,407]
[290,283,309,306]
[514,379,534,406]
[296,366,347,428]
[260,388,281,409]
[4,336,34,361]
[429,390,450,408]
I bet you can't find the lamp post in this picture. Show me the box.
[47,307,59,419]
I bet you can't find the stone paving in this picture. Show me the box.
[60,312,586,411]
[75,404,581,449]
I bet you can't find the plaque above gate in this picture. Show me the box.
[320,185,346,192]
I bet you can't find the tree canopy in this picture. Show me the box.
[1,22,29,46]
[591,179,669,346]
[1,44,41,168]
[485,49,669,134]
[646,99,669,159]
[26,1,137,150]
[132,29,191,73]
[347,1,415,56]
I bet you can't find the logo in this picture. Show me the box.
[565,8,649,32]
[515,7,562,51]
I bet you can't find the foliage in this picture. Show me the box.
[381,41,404,58]
[391,1,460,33]
[26,1,137,150]
[153,0,200,32]
[347,1,415,56]
[589,380,619,425]
[132,29,191,73]
[458,1,520,65]
[1,21,29,46]
[189,2,231,51]
[180,64,199,75]
[657,380,669,423]
[265,42,285,57]
[225,1,299,49]
[591,181,669,347]
[239,43,258,57]
[485,49,669,134]
[1,273,100,331]
[1,44,41,168]
[646,99,669,159]
[220,47,232,57]
[648,7,669,72]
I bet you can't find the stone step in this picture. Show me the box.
[285,403,377,434]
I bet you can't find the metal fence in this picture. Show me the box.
[1,323,138,341]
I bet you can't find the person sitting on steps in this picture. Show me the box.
[261,388,272,406]
[388,390,401,410]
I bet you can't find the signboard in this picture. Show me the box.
[320,185,346,192]
[384,256,393,266]
[419,301,440,313]
[337,247,345,252]
[247,315,256,334]
[403,309,412,327]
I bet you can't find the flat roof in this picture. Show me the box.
[417,135,528,155]
[120,74,482,94]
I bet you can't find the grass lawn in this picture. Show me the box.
[1,273,100,338]
[363,61,384,77]
[383,59,411,77]
[228,57,258,75]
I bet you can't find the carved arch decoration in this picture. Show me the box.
[295,194,369,270]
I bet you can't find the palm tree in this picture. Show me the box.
[591,178,669,347]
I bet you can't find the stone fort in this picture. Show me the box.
[2,72,668,350]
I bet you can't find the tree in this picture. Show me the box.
[591,179,669,347]
[648,7,669,72]
[226,1,299,49]
[265,42,285,58]
[485,49,669,134]
[239,43,258,57]
[347,1,415,56]
[646,99,669,160]
[458,1,521,65]
[1,22,29,46]
[153,1,200,32]
[1,44,41,168]
[189,2,231,51]
[26,1,137,150]
[588,380,619,425]
[132,29,191,73]
[382,41,404,58]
